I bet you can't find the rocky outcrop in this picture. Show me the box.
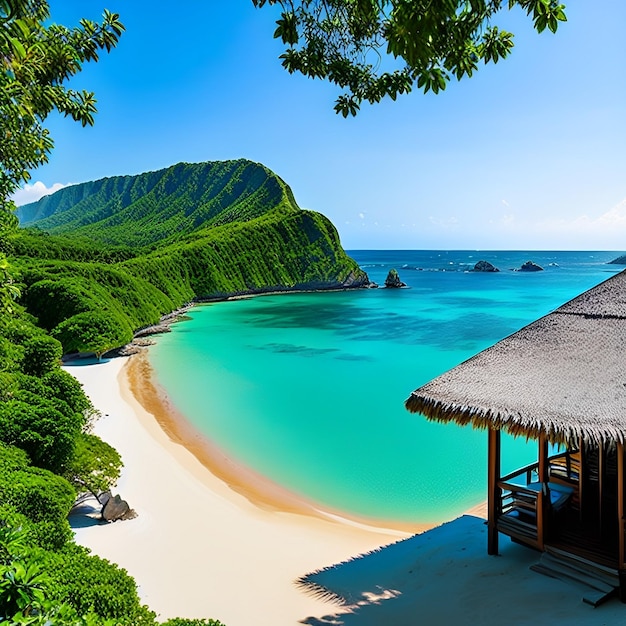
[384,268,406,288]
[134,324,172,338]
[518,261,543,272]
[473,260,499,272]
[101,492,137,522]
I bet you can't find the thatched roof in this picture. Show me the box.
[405,269,626,446]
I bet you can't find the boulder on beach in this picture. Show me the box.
[472,260,499,273]
[518,261,543,272]
[102,493,137,522]
[384,268,406,288]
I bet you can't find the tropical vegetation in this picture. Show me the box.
[0,311,160,624]
[253,0,567,116]
[11,159,367,357]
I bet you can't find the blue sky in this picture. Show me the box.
[12,1,626,250]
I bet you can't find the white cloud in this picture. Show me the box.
[358,212,365,220]
[10,181,71,206]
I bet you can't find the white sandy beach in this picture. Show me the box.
[67,355,626,625]
[67,356,408,625]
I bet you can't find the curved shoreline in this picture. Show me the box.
[69,355,409,624]
[125,350,432,535]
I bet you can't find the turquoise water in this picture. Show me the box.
[148,250,622,526]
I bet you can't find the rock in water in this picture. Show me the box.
[384,268,406,288]
[473,260,499,272]
[519,261,543,272]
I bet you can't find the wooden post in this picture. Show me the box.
[537,433,548,550]
[578,437,584,523]
[599,442,605,535]
[617,442,626,602]
[488,428,501,555]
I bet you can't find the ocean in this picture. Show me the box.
[147,250,622,526]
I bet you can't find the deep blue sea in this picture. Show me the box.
[147,250,622,526]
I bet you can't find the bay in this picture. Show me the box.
[147,250,622,526]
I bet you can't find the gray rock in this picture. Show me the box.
[384,268,406,288]
[134,324,172,337]
[519,260,543,272]
[102,494,136,522]
[473,260,499,272]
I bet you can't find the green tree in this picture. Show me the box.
[41,368,93,416]
[0,0,124,311]
[21,334,63,376]
[0,397,82,472]
[0,0,124,204]
[253,0,567,116]
[52,310,132,358]
[64,433,122,499]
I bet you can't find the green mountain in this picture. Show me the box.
[17,159,301,247]
[12,159,369,356]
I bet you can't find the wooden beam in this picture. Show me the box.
[488,428,501,555]
[599,442,605,535]
[617,441,626,603]
[579,437,584,523]
[618,441,624,570]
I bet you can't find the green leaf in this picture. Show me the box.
[8,36,26,59]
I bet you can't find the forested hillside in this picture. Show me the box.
[11,159,368,357]
[17,160,299,248]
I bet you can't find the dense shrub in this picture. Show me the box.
[22,333,63,376]
[23,277,92,331]
[0,398,80,472]
[52,310,133,357]
[39,545,156,623]
[0,445,74,551]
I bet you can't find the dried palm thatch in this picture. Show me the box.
[405,270,626,447]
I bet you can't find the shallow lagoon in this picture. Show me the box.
[148,250,621,526]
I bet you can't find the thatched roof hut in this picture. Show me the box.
[405,269,626,447]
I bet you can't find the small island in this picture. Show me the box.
[472,260,500,272]
[518,260,544,272]
[384,268,407,288]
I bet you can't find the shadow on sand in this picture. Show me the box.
[68,495,105,529]
[297,515,625,626]
[63,356,112,367]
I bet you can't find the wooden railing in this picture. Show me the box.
[497,463,543,549]
[496,451,579,550]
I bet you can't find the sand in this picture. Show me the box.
[68,355,626,626]
[68,356,408,625]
